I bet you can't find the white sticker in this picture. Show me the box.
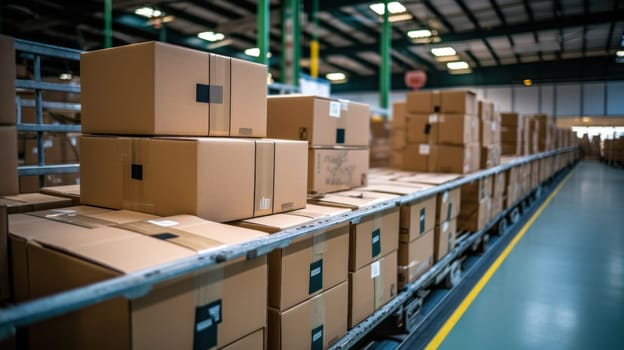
[491,123,496,131]
[419,144,430,155]
[70,137,78,147]
[371,261,381,278]
[43,139,53,149]
[338,99,349,111]
[147,219,179,227]
[329,101,341,118]
[428,114,439,123]
[443,221,449,232]
[259,197,272,210]
[442,191,449,203]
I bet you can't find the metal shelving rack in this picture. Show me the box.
[14,39,81,183]
[0,146,578,345]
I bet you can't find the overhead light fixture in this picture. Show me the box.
[388,13,412,22]
[244,48,272,58]
[616,50,624,57]
[59,73,73,81]
[407,29,432,39]
[135,7,163,18]
[369,2,406,15]
[447,61,470,70]
[523,79,533,87]
[326,72,347,82]
[431,47,456,57]
[198,31,225,42]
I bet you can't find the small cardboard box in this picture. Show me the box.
[430,144,473,174]
[458,197,492,232]
[349,250,397,328]
[81,136,307,222]
[308,147,369,194]
[267,95,370,147]
[9,211,268,349]
[82,41,267,137]
[40,184,81,205]
[268,281,348,350]
[222,328,264,350]
[0,35,16,125]
[440,90,476,115]
[398,229,434,289]
[0,126,18,195]
[406,91,440,113]
[434,218,457,262]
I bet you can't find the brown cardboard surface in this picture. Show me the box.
[430,144,473,174]
[0,193,72,214]
[348,250,397,328]
[392,102,406,128]
[0,126,18,195]
[81,136,306,222]
[471,143,481,172]
[269,281,347,350]
[405,113,433,144]
[394,172,462,185]
[501,112,521,126]
[478,101,493,121]
[398,229,434,288]
[81,41,266,137]
[221,328,264,350]
[391,128,406,150]
[436,188,461,225]
[348,207,399,272]
[309,190,398,210]
[308,147,369,194]
[20,173,80,194]
[461,175,493,202]
[481,119,493,146]
[437,114,478,145]
[9,212,268,349]
[440,90,476,115]
[399,195,436,243]
[434,218,457,262]
[40,184,81,205]
[267,95,370,147]
[458,197,491,232]
[0,35,16,125]
[399,143,430,171]
[406,91,440,113]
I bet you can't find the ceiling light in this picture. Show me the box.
[59,73,72,81]
[370,2,406,15]
[388,13,412,22]
[616,50,624,57]
[431,47,456,57]
[198,31,225,42]
[326,72,347,81]
[447,61,470,70]
[408,29,432,39]
[135,7,162,18]
[523,79,533,87]
[244,48,272,58]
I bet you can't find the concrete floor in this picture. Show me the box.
[439,162,624,350]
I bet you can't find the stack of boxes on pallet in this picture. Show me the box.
[500,112,524,156]
[392,90,480,174]
[603,137,624,165]
[477,101,502,169]
[0,35,18,196]
[458,175,492,233]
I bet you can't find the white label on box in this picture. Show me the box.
[428,114,439,123]
[419,144,430,155]
[148,219,179,227]
[443,191,449,203]
[259,197,272,210]
[371,261,381,278]
[443,221,449,232]
[338,99,349,111]
[492,123,496,131]
[43,139,53,149]
[329,101,341,118]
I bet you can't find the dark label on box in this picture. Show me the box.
[372,228,381,258]
[311,325,324,350]
[336,128,345,144]
[309,259,323,295]
[193,300,222,350]
[131,164,143,180]
[447,203,452,222]
[419,208,426,234]
[196,84,223,104]
[152,232,177,240]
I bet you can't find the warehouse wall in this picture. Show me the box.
[336,80,624,119]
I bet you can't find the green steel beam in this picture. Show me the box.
[293,0,301,84]
[258,0,270,65]
[379,0,390,110]
[280,0,301,85]
[104,0,112,47]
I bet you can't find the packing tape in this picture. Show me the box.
[196,265,224,310]
[118,221,223,251]
[208,54,230,136]
[312,229,327,259]
[28,209,117,229]
[309,291,326,337]
[373,257,384,310]
[254,140,275,215]
[194,263,225,349]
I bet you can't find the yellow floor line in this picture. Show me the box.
[425,168,576,350]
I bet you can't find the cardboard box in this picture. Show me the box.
[399,143,430,171]
[458,197,491,232]
[494,172,505,196]
[406,91,440,113]
[222,328,264,350]
[349,250,397,328]
[267,95,370,147]
[9,212,268,349]
[81,136,307,222]
[268,282,347,350]
[500,112,521,126]
[392,102,406,128]
[480,145,501,169]
[405,113,433,144]
[430,144,473,174]
[461,175,493,202]
[82,41,267,137]
[481,119,493,146]
[398,229,433,289]
[0,193,72,214]
[440,90,476,115]
[40,184,81,205]
[309,147,369,194]
[0,126,18,195]
[470,143,481,172]
[0,35,16,125]
[434,218,457,262]
[391,128,406,150]
[478,101,493,121]
[437,114,478,145]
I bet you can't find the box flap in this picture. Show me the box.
[288,204,351,219]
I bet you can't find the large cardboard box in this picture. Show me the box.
[458,197,491,232]
[267,95,369,147]
[349,250,397,328]
[399,143,430,171]
[0,193,72,214]
[268,282,348,350]
[405,113,434,144]
[40,184,81,205]
[9,211,268,349]
[0,126,18,195]
[430,144,473,174]
[398,229,433,289]
[222,328,264,350]
[440,90,476,115]
[436,114,478,145]
[434,218,457,262]
[82,41,267,137]
[406,91,440,113]
[0,35,16,125]
[309,147,369,194]
[81,136,307,222]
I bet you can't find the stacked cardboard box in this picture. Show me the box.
[309,191,399,328]
[233,205,351,350]
[477,101,501,169]
[370,118,391,167]
[80,41,308,223]
[501,157,521,209]
[458,176,492,233]
[267,95,370,194]
[603,137,624,164]
[0,35,18,197]
[395,90,480,174]
[8,207,269,349]
[530,114,555,152]
[500,113,523,156]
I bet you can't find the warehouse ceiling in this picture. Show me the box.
[2,0,624,92]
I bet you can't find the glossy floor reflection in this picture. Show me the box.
[439,162,624,350]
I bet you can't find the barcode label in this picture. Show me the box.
[329,101,341,118]
[419,144,430,155]
[428,114,439,123]
[259,197,272,210]
[148,219,179,227]
[371,261,381,278]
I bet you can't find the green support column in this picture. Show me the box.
[104,0,112,48]
[159,21,167,42]
[380,0,391,111]
[292,0,301,85]
[257,0,270,65]
[280,0,301,85]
